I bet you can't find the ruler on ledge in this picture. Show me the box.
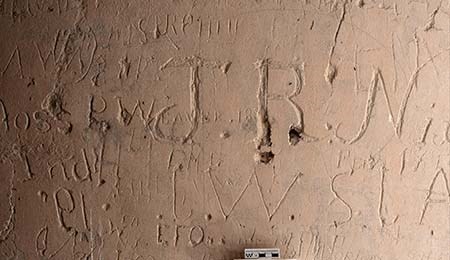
[244,248,281,259]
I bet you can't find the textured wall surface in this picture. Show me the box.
[0,0,449,259]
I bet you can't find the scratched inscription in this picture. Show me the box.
[0,0,448,260]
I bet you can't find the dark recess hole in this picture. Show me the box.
[288,125,303,145]
[257,151,274,164]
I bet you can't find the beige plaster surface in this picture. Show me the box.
[0,0,449,259]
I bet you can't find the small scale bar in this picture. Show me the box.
[244,248,281,259]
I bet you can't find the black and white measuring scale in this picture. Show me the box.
[244,248,281,259]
